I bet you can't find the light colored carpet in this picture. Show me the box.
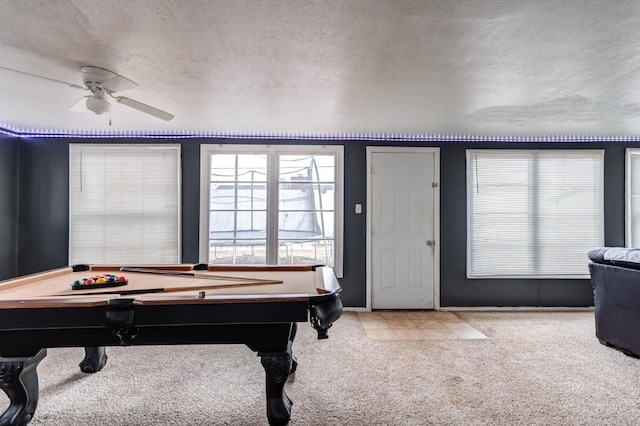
[5,311,640,425]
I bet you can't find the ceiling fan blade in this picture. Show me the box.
[114,96,174,121]
[0,66,85,90]
[102,75,138,93]
[68,96,89,112]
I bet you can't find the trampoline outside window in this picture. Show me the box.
[200,145,343,275]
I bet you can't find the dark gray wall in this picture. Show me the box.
[17,138,70,275]
[180,139,202,263]
[0,136,19,280]
[10,137,636,307]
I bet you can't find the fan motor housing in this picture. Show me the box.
[80,66,116,87]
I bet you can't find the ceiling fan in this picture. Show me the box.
[0,65,174,121]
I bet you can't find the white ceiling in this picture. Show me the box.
[1,0,640,138]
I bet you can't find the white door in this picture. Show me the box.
[370,151,437,309]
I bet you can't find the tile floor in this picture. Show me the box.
[357,310,488,341]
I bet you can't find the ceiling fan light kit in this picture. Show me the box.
[85,90,111,115]
[86,97,111,115]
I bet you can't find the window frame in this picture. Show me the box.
[626,148,640,247]
[68,143,182,265]
[466,149,605,279]
[199,144,344,276]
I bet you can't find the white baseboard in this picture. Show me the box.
[343,307,369,312]
[441,306,594,312]
[344,306,594,312]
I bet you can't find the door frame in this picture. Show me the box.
[366,146,441,311]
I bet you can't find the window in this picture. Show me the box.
[200,144,343,275]
[467,149,604,278]
[69,144,181,264]
[626,149,640,246]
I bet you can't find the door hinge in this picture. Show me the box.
[432,182,438,188]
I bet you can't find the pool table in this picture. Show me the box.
[0,264,342,426]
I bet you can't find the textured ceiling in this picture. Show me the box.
[1,0,640,138]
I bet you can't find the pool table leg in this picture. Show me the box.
[259,323,297,426]
[79,347,108,373]
[0,349,47,426]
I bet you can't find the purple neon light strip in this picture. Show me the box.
[2,123,640,142]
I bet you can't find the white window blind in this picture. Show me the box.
[626,149,640,247]
[467,149,604,278]
[69,144,181,264]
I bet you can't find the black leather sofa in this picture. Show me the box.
[588,247,640,357]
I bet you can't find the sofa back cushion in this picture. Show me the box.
[589,247,640,270]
